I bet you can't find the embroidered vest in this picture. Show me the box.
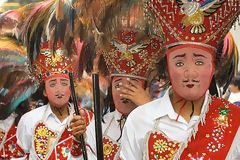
[146,97,240,159]
[0,123,17,159]
[103,136,120,160]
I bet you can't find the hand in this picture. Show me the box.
[69,110,86,138]
[119,79,152,106]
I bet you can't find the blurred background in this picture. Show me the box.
[0,0,42,12]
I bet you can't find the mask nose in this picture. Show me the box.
[184,67,198,80]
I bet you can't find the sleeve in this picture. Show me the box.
[227,127,240,160]
[12,115,32,159]
[85,116,97,154]
[119,116,143,160]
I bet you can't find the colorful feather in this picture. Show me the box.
[215,32,239,95]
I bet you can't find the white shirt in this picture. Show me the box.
[120,89,240,160]
[13,103,94,160]
[0,113,16,135]
[85,110,124,159]
[228,92,240,104]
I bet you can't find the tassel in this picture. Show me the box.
[56,0,64,22]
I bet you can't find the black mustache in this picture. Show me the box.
[182,79,199,83]
[120,98,130,104]
[55,93,64,98]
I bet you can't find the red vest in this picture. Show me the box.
[0,123,17,159]
[147,97,240,159]
[13,108,93,159]
[103,136,120,160]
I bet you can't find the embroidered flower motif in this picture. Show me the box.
[219,108,230,116]
[214,108,229,127]
[37,126,47,137]
[103,136,119,159]
[153,139,168,153]
[45,51,63,67]
[103,143,113,155]
[148,131,180,160]
[0,129,5,141]
[188,152,206,160]
[34,123,57,160]
[36,141,45,154]
[8,143,16,153]
[61,146,70,158]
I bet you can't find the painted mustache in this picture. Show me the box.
[182,79,199,83]
[55,93,64,98]
[120,98,130,104]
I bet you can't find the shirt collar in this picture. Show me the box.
[114,110,125,122]
[152,87,211,120]
[150,88,175,120]
[43,103,75,121]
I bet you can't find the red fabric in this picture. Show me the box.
[146,0,240,50]
[82,108,93,127]
[0,124,19,159]
[102,136,120,160]
[180,97,240,159]
[146,97,240,159]
[103,30,164,78]
[147,131,180,159]
[71,138,83,157]
[32,122,83,160]
[13,143,26,158]
[31,41,73,82]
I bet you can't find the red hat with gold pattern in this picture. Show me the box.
[103,29,163,80]
[145,0,240,52]
[31,41,73,82]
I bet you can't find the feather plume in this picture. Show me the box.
[0,78,37,119]
[0,3,36,39]
[75,0,156,76]
[215,32,239,95]
[21,0,79,64]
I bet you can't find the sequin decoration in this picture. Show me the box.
[147,131,181,160]
[61,146,70,158]
[0,129,5,143]
[205,103,231,153]
[103,136,120,160]
[34,122,57,160]
[103,30,163,79]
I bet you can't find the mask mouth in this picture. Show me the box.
[186,84,194,88]
[182,79,200,88]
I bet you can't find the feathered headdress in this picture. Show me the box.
[0,4,41,119]
[75,1,164,80]
[0,38,37,120]
[21,0,78,64]
[0,3,35,39]
[215,32,239,94]
[31,41,74,82]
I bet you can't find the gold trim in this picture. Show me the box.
[111,74,147,80]
[167,41,216,51]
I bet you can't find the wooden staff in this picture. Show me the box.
[69,72,88,160]
[92,73,104,160]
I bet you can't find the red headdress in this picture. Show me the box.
[144,0,240,94]
[145,0,240,53]
[31,41,73,82]
[103,29,163,80]
[97,2,164,80]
